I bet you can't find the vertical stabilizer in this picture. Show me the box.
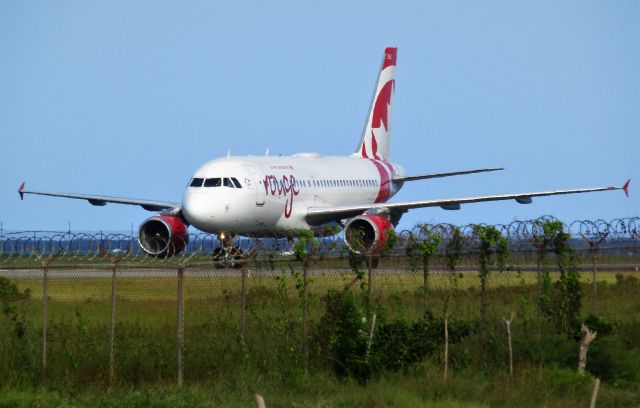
[354,47,397,161]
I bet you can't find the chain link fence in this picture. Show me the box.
[0,216,638,387]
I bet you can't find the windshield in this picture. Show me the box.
[204,178,222,187]
[190,178,204,187]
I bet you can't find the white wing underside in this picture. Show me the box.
[305,184,625,226]
[18,185,179,212]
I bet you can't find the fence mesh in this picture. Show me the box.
[0,216,638,387]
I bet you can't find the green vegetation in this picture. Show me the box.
[0,270,639,406]
[2,366,639,407]
[1,218,639,407]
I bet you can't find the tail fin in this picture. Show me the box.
[354,47,397,161]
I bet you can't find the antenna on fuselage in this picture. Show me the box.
[226,149,231,159]
[265,148,270,157]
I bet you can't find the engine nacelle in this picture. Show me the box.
[138,215,189,258]
[344,215,394,254]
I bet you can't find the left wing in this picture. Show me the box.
[305,180,630,226]
[18,183,180,212]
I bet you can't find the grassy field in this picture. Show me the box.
[7,269,640,322]
[1,365,639,407]
[1,265,639,407]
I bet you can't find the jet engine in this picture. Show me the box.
[344,215,394,254]
[138,214,189,258]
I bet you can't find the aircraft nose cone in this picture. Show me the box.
[182,192,211,229]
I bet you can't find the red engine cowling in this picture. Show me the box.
[344,215,394,254]
[138,215,189,258]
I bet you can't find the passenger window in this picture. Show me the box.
[223,178,234,188]
[190,178,204,187]
[231,177,242,188]
[204,178,221,187]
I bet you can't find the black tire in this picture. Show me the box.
[231,248,246,269]
[212,247,225,269]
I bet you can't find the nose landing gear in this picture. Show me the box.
[212,232,245,269]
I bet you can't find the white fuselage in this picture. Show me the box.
[181,154,405,234]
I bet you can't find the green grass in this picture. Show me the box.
[1,366,638,407]
[1,265,639,407]
[8,270,640,324]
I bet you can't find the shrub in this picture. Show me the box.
[314,290,370,383]
[373,310,474,372]
[588,335,640,384]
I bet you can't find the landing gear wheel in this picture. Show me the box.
[212,246,246,269]
[213,247,225,269]
[228,247,246,269]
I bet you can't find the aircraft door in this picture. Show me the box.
[242,165,266,206]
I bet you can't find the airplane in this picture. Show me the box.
[18,47,630,265]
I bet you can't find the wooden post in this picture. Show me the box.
[422,255,430,313]
[504,313,514,377]
[443,309,449,381]
[177,267,185,386]
[367,255,373,316]
[36,250,62,378]
[589,378,601,408]
[240,266,247,338]
[108,263,118,390]
[590,247,597,315]
[578,324,597,373]
[302,261,309,364]
[365,313,377,363]
[41,264,48,375]
[536,262,542,337]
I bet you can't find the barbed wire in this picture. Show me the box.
[0,217,637,266]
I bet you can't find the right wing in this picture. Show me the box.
[18,183,180,212]
[306,180,630,226]
[393,167,504,182]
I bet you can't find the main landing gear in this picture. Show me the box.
[212,232,245,269]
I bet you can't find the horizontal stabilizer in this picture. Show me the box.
[394,167,503,182]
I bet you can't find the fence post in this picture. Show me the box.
[590,246,597,314]
[41,263,48,375]
[36,250,62,378]
[240,265,247,338]
[302,260,309,366]
[108,261,118,390]
[504,313,514,377]
[366,255,373,316]
[177,266,184,387]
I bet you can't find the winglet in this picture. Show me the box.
[622,179,630,197]
[18,182,25,200]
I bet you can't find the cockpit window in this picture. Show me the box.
[190,177,204,187]
[223,178,234,188]
[204,178,221,187]
[231,177,242,188]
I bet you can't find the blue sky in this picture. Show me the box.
[1,1,638,232]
